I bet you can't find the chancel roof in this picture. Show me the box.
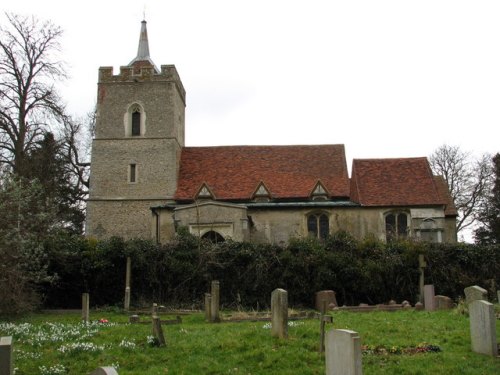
[174,145,350,201]
[350,157,448,208]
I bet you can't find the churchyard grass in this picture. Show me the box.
[1,308,499,374]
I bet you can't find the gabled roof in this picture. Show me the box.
[433,176,458,216]
[175,145,350,201]
[350,157,447,207]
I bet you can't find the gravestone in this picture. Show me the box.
[152,303,158,316]
[319,314,333,353]
[82,293,90,322]
[434,295,453,310]
[325,329,363,375]
[414,302,424,311]
[210,281,220,322]
[271,288,288,339]
[469,300,498,356]
[204,293,212,321]
[89,367,119,375]
[0,336,13,375]
[464,285,488,305]
[152,316,166,347]
[315,290,338,312]
[424,284,435,311]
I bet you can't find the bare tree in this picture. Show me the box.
[429,145,493,233]
[0,12,66,175]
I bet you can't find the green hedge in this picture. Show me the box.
[40,231,500,309]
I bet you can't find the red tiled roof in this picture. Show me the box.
[350,157,446,207]
[175,145,350,201]
[434,176,458,216]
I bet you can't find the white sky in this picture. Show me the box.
[4,1,500,168]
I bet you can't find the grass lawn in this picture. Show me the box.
[1,308,499,374]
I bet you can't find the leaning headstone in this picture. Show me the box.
[464,285,488,305]
[469,300,498,356]
[271,288,288,339]
[210,281,220,322]
[204,293,212,322]
[315,290,338,312]
[152,316,166,347]
[0,336,13,375]
[82,293,90,322]
[325,329,363,375]
[424,284,435,311]
[434,295,454,310]
[89,367,119,375]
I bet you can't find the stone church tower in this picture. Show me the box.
[86,20,186,239]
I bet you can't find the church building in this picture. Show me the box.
[86,20,457,244]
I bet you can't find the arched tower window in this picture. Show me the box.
[125,103,146,136]
[385,212,409,241]
[307,213,329,239]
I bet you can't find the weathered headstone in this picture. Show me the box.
[82,293,90,322]
[204,293,212,322]
[129,315,140,324]
[424,284,435,311]
[315,290,338,312]
[434,295,454,310]
[152,316,166,347]
[210,281,220,323]
[464,285,488,305]
[414,302,424,311]
[325,329,363,375]
[124,257,131,311]
[89,367,119,375]
[271,288,288,339]
[0,336,13,375]
[469,300,498,356]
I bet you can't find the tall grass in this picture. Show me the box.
[1,309,499,374]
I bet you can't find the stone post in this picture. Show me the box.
[271,288,288,339]
[204,293,212,322]
[152,316,166,347]
[152,303,158,317]
[423,284,435,311]
[418,254,426,303]
[0,336,13,375]
[325,329,363,375]
[469,300,498,356]
[319,300,333,353]
[210,281,220,323]
[82,293,90,322]
[124,257,131,311]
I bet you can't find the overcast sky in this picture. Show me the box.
[4,1,500,167]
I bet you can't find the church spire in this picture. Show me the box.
[128,19,157,70]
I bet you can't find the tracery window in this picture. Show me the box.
[307,213,329,239]
[385,212,408,241]
[126,103,145,136]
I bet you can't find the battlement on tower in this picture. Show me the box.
[98,64,186,103]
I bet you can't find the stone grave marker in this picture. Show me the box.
[82,293,90,322]
[469,300,498,356]
[152,316,166,347]
[152,303,158,316]
[204,293,212,321]
[325,329,363,375]
[414,302,424,311]
[271,288,288,339]
[89,367,119,375]
[315,290,338,313]
[464,285,488,305]
[319,301,333,353]
[210,281,220,322]
[129,315,140,324]
[434,295,454,310]
[0,336,13,375]
[424,284,435,311]
[124,257,131,311]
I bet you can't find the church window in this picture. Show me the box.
[129,163,137,183]
[307,213,329,239]
[131,109,141,136]
[202,230,225,243]
[385,212,408,241]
